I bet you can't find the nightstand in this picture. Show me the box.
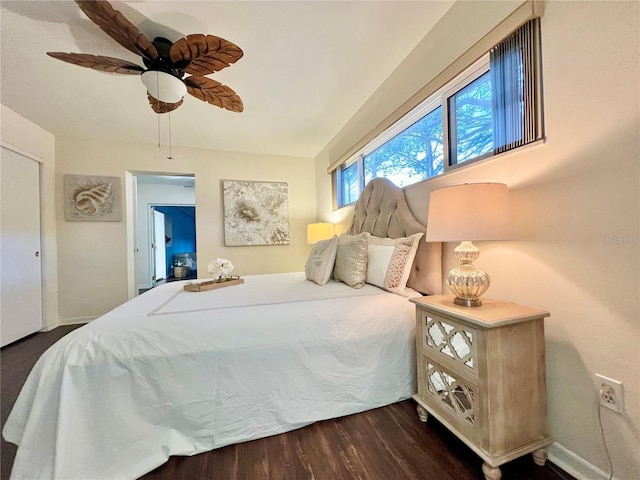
[410,294,552,480]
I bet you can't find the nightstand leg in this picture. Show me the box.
[532,448,548,466]
[416,404,428,422]
[481,463,502,480]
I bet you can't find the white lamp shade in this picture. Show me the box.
[141,71,187,103]
[307,223,335,244]
[426,183,513,242]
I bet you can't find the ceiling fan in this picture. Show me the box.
[47,0,244,114]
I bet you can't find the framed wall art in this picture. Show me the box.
[64,175,122,222]
[222,180,290,246]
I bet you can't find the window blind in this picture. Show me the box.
[490,18,543,154]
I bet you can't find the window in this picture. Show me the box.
[363,106,443,187]
[448,71,493,165]
[334,18,543,208]
[339,161,359,206]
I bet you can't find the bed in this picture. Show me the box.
[3,178,442,480]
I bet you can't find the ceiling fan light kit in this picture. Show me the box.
[47,0,244,114]
[141,71,187,104]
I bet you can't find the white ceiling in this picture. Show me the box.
[1,1,453,158]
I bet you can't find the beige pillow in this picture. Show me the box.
[367,233,423,296]
[333,233,368,288]
[305,236,339,285]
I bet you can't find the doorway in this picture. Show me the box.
[131,174,196,294]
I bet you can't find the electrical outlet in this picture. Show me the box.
[595,374,624,414]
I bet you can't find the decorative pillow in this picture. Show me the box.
[332,233,368,288]
[366,233,423,296]
[305,235,339,285]
[366,244,396,289]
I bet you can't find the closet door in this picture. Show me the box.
[1,146,43,347]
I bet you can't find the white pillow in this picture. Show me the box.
[366,233,423,296]
[366,244,396,289]
[305,235,339,285]
[333,233,368,288]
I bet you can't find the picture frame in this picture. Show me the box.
[64,175,122,222]
[222,180,290,246]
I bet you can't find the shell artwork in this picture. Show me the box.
[73,182,113,216]
[64,175,121,221]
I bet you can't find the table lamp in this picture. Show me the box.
[307,223,335,244]
[425,183,512,307]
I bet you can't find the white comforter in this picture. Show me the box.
[3,273,417,480]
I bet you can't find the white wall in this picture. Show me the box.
[135,182,196,290]
[55,137,316,323]
[0,104,59,330]
[315,2,639,479]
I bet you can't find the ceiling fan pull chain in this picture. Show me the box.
[156,72,161,151]
[167,112,173,160]
[157,110,161,151]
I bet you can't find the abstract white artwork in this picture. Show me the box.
[223,180,290,246]
[64,175,122,221]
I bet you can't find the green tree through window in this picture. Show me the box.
[450,72,493,164]
[340,162,359,205]
[364,107,443,187]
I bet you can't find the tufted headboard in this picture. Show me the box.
[347,178,442,295]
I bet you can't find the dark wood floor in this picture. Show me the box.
[1,326,574,480]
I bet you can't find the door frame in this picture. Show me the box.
[125,172,196,298]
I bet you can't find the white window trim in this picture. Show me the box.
[335,53,493,208]
[346,52,490,167]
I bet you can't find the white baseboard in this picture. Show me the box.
[40,316,96,332]
[549,442,613,480]
[58,316,98,326]
[38,317,94,335]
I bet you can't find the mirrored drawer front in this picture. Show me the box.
[420,356,479,441]
[421,311,478,377]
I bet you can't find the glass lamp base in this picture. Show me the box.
[447,241,491,308]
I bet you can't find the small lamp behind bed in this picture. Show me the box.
[425,183,513,307]
[307,223,335,244]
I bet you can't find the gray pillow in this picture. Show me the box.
[305,236,339,285]
[333,233,368,288]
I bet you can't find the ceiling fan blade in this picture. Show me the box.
[170,34,243,76]
[185,76,243,113]
[75,0,158,60]
[147,94,183,114]
[47,52,144,74]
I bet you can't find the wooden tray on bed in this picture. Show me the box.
[183,278,244,292]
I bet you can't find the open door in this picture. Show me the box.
[151,207,166,285]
